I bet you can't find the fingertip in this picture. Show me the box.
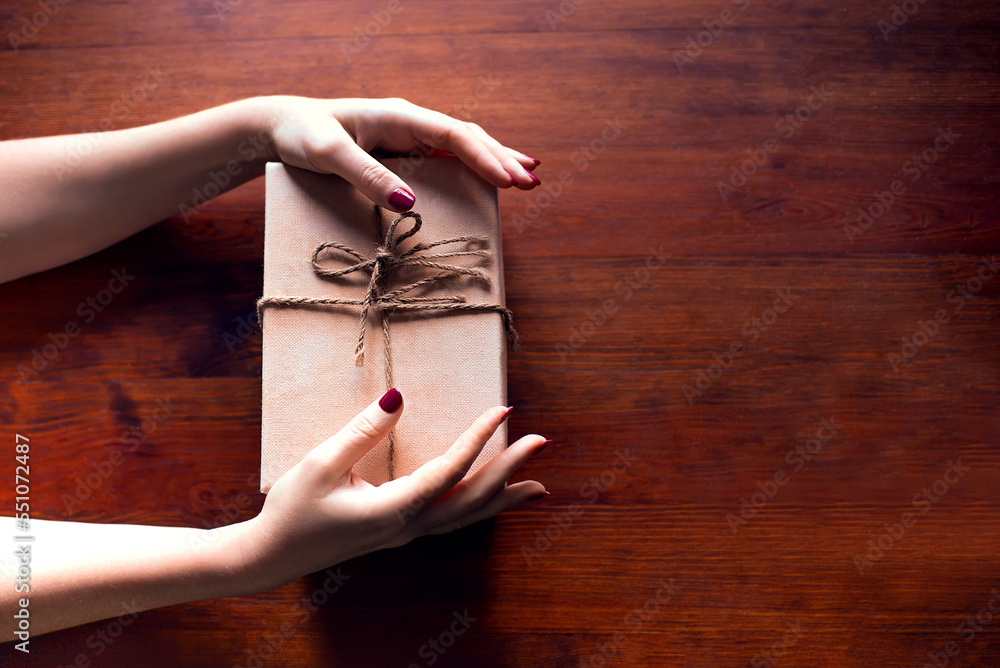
[387,188,416,212]
[506,148,541,170]
[510,433,547,451]
[500,405,514,424]
[522,153,541,168]
[507,166,541,190]
[506,482,549,507]
[379,387,403,414]
[449,405,513,465]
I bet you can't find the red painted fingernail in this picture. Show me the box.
[387,188,415,211]
[522,153,541,167]
[535,439,552,455]
[379,388,403,413]
[526,170,541,186]
[500,406,513,423]
[527,490,550,502]
[503,169,518,187]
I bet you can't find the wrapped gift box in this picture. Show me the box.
[258,158,511,492]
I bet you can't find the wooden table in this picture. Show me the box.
[1,1,998,665]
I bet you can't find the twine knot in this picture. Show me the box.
[284,206,516,367]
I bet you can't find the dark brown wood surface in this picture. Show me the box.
[1,1,998,666]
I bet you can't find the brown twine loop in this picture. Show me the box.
[257,204,519,479]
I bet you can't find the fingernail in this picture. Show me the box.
[500,406,513,424]
[522,153,541,167]
[525,170,541,186]
[535,439,552,455]
[379,387,403,413]
[527,490,550,502]
[503,169,518,187]
[388,188,415,211]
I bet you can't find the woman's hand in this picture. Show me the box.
[0,95,539,283]
[259,96,542,212]
[237,389,549,590]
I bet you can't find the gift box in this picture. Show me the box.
[258,158,515,492]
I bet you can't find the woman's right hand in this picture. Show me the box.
[236,389,549,590]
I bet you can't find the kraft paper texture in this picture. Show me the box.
[259,158,508,492]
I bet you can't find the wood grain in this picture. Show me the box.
[1,0,999,665]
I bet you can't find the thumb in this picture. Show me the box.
[334,141,416,212]
[308,388,404,477]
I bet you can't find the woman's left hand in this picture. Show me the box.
[259,95,542,212]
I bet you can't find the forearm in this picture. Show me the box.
[1,517,267,640]
[0,97,277,284]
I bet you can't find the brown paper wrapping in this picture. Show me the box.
[259,158,508,492]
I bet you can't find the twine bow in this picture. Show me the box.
[257,204,519,478]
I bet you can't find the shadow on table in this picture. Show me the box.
[312,518,497,666]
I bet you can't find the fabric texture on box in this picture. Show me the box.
[259,158,509,493]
